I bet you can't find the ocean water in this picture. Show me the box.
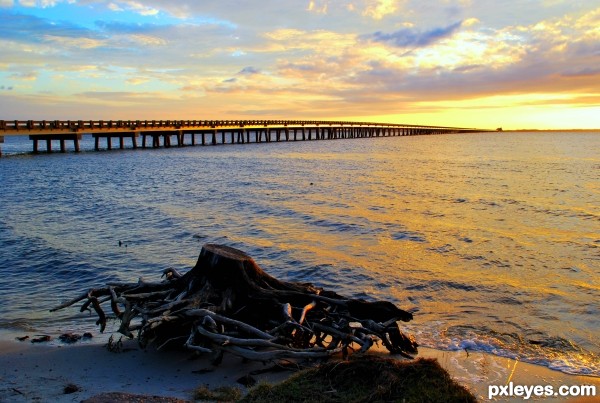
[0,131,598,376]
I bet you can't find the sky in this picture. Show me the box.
[1,1,599,130]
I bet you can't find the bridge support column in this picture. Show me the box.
[93,133,139,150]
[30,133,83,153]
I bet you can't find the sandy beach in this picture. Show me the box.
[1,334,598,402]
[0,336,293,403]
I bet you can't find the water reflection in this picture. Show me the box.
[0,132,598,375]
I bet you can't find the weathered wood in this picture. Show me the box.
[52,244,418,362]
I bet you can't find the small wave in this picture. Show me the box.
[461,254,486,261]
[491,296,523,306]
[479,199,502,207]
[405,280,477,292]
[311,219,367,234]
[404,322,600,376]
[391,231,427,242]
[0,319,37,332]
[427,243,456,254]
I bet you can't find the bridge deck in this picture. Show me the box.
[0,119,489,156]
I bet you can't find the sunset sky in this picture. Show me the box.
[1,1,599,129]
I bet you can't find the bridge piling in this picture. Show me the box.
[29,133,82,153]
[0,119,489,156]
[94,133,138,151]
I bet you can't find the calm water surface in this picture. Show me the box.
[0,131,598,376]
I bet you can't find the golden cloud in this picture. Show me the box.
[362,0,400,20]
[42,35,105,49]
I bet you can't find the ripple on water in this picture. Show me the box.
[1,132,599,376]
[391,231,427,242]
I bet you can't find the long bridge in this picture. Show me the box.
[0,119,490,156]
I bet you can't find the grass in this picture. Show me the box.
[193,385,243,402]
[239,355,477,403]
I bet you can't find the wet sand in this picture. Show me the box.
[0,338,597,402]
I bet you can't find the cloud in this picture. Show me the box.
[128,34,167,46]
[106,1,159,16]
[126,77,150,85]
[370,21,464,47]
[43,35,105,49]
[17,0,61,7]
[362,0,400,20]
[307,0,328,14]
[1,1,600,127]
[561,67,600,77]
[108,3,124,12]
[237,66,260,75]
[9,71,38,81]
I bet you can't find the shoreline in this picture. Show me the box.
[1,335,598,402]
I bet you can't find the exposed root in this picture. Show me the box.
[52,244,418,363]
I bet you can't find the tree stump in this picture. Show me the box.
[52,244,418,361]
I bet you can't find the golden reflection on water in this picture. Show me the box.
[2,131,598,375]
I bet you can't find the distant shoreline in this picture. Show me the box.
[502,129,600,132]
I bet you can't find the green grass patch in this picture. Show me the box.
[241,355,476,403]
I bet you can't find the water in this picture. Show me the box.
[1,131,598,376]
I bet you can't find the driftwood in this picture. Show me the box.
[51,244,418,361]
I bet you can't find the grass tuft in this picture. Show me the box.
[193,385,243,402]
[241,355,476,403]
